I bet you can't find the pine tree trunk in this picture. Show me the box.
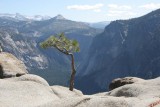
[69,54,76,91]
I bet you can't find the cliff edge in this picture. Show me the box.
[0,52,160,107]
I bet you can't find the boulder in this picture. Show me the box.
[0,76,59,107]
[0,52,28,78]
[109,77,144,91]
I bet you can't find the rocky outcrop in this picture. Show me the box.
[0,74,59,107]
[0,53,160,107]
[2,74,160,107]
[109,77,144,91]
[0,52,28,78]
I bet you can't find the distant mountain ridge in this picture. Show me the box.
[0,13,51,21]
[53,14,66,20]
[75,9,160,94]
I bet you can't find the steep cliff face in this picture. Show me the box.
[76,9,160,94]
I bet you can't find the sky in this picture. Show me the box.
[0,0,160,22]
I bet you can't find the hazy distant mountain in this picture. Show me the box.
[0,13,51,21]
[75,9,160,94]
[89,21,110,29]
[0,14,101,86]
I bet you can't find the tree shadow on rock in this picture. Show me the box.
[0,64,3,79]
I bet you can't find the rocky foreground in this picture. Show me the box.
[0,52,160,107]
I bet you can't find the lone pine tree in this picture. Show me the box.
[40,33,80,91]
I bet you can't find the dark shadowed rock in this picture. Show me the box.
[0,64,3,78]
[16,73,25,77]
[109,77,144,91]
